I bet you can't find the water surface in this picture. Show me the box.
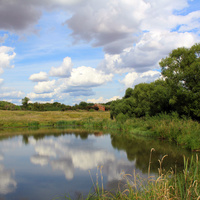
[0,129,192,200]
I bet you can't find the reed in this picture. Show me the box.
[53,153,200,200]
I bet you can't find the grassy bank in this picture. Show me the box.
[0,110,199,150]
[81,113,200,151]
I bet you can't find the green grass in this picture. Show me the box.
[0,110,110,128]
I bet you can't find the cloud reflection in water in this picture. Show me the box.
[30,135,136,182]
[0,164,17,195]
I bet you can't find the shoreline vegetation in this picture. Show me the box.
[0,110,199,151]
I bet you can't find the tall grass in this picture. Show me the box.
[53,153,200,200]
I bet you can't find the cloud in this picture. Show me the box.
[67,88,95,97]
[49,57,72,78]
[0,0,85,33]
[140,0,189,31]
[87,96,120,104]
[1,0,198,105]
[29,61,113,101]
[27,93,56,104]
[64,66,113,87]
[66,0,149,54]
[0,34,8,44]
[0,0,41,33]
[178,11,200,32]
[58,66,113,97]
[29,72,49,82]
[34,80,56,94]
[99,31,197,74]
[30,64,113,100]
[121,70,161,88]
[0,46,16,71]
[0,91,24,99]
[0,79,4,86]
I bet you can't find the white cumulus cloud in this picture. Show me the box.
[0,91,24,99]
[34,80,56,94]
[0,46,16,72]
[65,66,113,87]
[49,57,72,78]
[121,70,161,88]
[100,31,197,74]
[29,71,49,82]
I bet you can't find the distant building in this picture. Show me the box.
[94,104,105,111]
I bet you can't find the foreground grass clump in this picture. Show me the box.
[114,155,200,200]
[54,153,200,200]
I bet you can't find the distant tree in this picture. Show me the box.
[32,102,44,111]
[79,101,88,110]
[22,97,30,109]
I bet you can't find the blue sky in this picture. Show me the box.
[0,0,199,105]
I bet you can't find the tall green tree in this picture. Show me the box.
[160,43,200,119]
[110,43,200,120]
[22,97,30,109]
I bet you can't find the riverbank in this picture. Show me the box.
[0,110,199,150]
[78,112,200,151]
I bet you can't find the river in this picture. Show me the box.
[0,128,192,200]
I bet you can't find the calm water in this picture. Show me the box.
[0,128,192,200]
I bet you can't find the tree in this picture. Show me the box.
[124,88,134,99]
[79,101,88,110]
[159,43,200,119]
[110,43,200,120]
[22,97,30,109]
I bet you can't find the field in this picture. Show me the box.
[0,110,110,128]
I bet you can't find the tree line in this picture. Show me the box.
[110,43,200,121]
[0,98,111,111]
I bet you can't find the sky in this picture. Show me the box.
[0,0,200,105]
